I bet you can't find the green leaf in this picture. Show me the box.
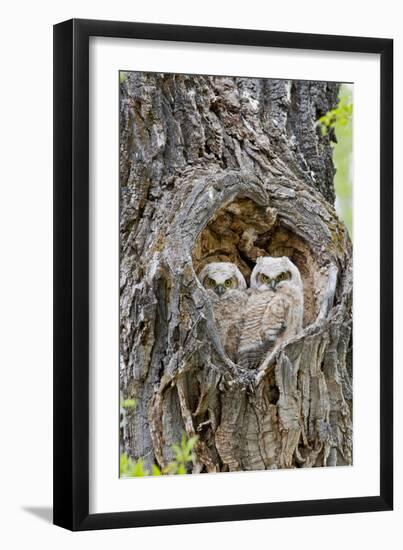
[172,444,181,456]
[121,398,136,409]
[187,436,198,450]
[164,461,178,475]
[120,452,129,476]
[130,458,148,477]
[121,434,199,478]
[317,95,353,135]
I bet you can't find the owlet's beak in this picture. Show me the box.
[270,280,277,291]
[215,285,226,296]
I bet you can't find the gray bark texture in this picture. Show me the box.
[119,73,352,473]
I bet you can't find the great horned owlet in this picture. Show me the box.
[237,256,304,369]
[198,262,248,362]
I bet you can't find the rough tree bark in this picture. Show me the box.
[119,73,352,473]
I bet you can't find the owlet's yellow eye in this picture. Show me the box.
[276,271,290,282]
[206,277,216,287]
[261,274,270,283]
[224,278,233,288]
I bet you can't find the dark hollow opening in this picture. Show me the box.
[192,197,324,326]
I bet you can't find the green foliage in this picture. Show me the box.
[121,398,136,409]
[318,99,353,136]
[119,71,126,84]
[151,464,162,476]
[120,433,198,478]
[120,453,149,477]
[318,84,353,237]
[164,433,198,475]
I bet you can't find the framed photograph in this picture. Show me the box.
[53,19,393,530]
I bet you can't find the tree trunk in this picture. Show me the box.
[119,73,352,472]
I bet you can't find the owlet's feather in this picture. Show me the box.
[237,256,304,369]
[198,262,248,362]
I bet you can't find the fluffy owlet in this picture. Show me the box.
[237,256,304,369]
[198,262,248,362]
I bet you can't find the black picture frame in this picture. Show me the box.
[53,18,393,531]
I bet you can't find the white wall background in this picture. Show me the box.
[0,0,400,547]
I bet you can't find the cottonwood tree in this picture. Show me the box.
[119,73,352,473]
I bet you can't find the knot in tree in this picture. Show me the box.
[119,72,352,474]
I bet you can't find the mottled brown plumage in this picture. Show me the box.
[237,256,304,369]
[198,262,248,361]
